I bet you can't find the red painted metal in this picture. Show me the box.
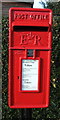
[8,8,52,108]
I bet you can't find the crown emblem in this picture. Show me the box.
[20,32,41,45]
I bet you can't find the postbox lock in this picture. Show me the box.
[27,49,33,57]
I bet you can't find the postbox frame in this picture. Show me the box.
[8,8,52,108]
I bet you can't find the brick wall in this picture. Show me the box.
[2,2,32,17]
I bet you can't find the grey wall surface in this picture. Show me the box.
[1,0,60,2]
[2,0,34,3]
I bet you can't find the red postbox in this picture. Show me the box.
[8,8,52,108]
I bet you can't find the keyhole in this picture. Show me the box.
[18,76,19,79]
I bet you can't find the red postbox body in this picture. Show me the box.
[8,8,52,108]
